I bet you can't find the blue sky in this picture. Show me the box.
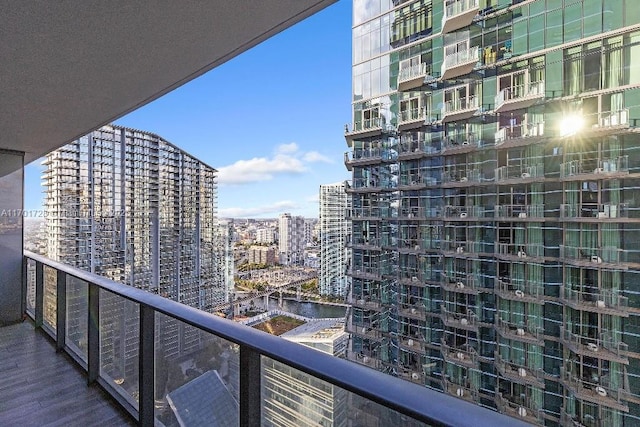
[24,0,352,218]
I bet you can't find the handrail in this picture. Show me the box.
[24,251,525,427]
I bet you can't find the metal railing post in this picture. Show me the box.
[87,282,100,384]
[239,345,261,427]
[35,261,44,328]
[56,269,67,351]
[139,304,155,426]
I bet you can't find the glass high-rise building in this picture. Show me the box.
[346,1,640,425]
[320,182,351,297]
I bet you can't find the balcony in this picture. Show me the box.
[442,131,481,153]
[561,409,618,427]
[589,109,632,136]
[398,107,430,131]
[494,164,544,182]
[495,243,544,261]
[441,46,480,80]
[398,303,427,320]
[560,368,628,412]
[399,335,426,355]
[0,322,135,425]
[348,266,381,281]
[441,0,479,34]
[559,245,625,267]
[441,95,480,123]
[441,274,479,295]
[559,155,629,179]
[494,352,544,389]
[494,80,545,114]
[349,295,383,311]
[397,62,434,92]
[495,318,544,345]
[348,235,381,250]
[494,278,544,304]
[348,206,383,220]
[441,306,480,332]
[560,203,629,221]
[494,122,544,147]
[343,147,385,171]
[16,253,527,427]
[442,168,482,187]
[560,327,629,364]
[560,286,629,317]
[440,339,478,368]
[494,204,544,220]
[495,393,544,425]
[442,377,479,404]
[345,117,388,141]
[397,173,427,190]
[397,137,442,159]
[441,240,484,257]
[443,205,485,220]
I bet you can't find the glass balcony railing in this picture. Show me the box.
[495,242,543,259]
[559,245,624,264]
[560,285,628,315]
[560,327,628,364]
[494,163,544,181]
[443,205,485,219]
[398,137,442,156]
[560,203,629,219]
[495,318,544,344]
[495,278,544,302]
[496,393,544,425]
[494,352,544,388]
[441,47,480,79]
[559,155,629,178]
[494,204,544,219]
[494,80,545,113]
[442,0,480,34]
[23,251,524,426]
[494,122,544,144]
[441,95,480,121]
[560,367,628,410]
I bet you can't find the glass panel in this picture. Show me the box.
[155,313,240,426]
[66,276,88,360]
[25,259,36,316]
[100,289,140,409]
[261,356,428,427]
[43,265,57,332]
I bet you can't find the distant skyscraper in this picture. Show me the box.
[278,213,305,265]
[346,1,640,425]
[319,182,350,297]
[256,227,276,244]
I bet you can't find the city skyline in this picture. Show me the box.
[23,0,352,219]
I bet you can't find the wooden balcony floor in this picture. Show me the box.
[0,321,135,426]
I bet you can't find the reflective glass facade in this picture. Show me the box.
[346,1,640,425]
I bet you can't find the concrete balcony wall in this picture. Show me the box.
[0,150,24,325]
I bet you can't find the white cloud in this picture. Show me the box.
[217,142,334,185]
[217,154,306,184]
[219,200,299,218]
[302,151,333,163]
[276,142,299,154]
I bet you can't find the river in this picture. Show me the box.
[267,298,348,319]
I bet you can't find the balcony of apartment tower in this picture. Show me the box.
[441,83,481,123]
[560,361,629,413]
[397,132,442,159]
[440,270,479,295]
[494,200,545,221]
[442,164,482,187]
[494,115,545,148]
[343,142,385,172]
[440,336,479,370]
[495,390,544,426]
[494,350,545,390]
[397,54,437,92]
[441,41,480,80]
[560,277,629,318]
[495,316,544,346]
[441,0,480,34]
[560,326,629,366]
[495,277,544,305]
[442,126,483,153]
[441,372,480,404]
[494,70,545,114]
